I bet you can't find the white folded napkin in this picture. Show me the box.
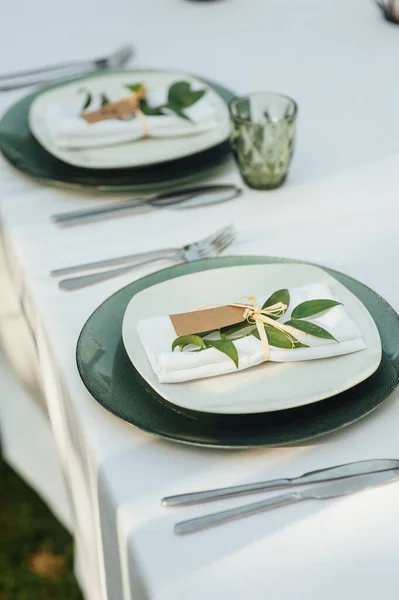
[137,283,367,383]
[44,87,218,149]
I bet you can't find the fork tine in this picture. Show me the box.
[213,224,235,243]
[211,235,234,257]
[213,232,235,254]
[211,228,236,252]
[212,226,235,245]
[202,224,235,246]
[199,228,235,258]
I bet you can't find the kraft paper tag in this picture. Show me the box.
[81,96,140,123]
[170,305,246,336]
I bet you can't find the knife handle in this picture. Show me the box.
[51,198,147,224]
[174,492,300,535]
[162,478,291,507]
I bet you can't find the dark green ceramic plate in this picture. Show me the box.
[76,256,399,447]
[0,70,234,192]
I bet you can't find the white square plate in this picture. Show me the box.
[28,70,230,170]
[122,263,382,414]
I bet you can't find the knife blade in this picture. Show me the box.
[175,469,399,535]
[163,458,399,507]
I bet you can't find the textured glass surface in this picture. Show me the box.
[230,92,297,190]
[76,256,399,448]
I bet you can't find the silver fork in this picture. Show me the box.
[53,224,235,291]
[0,44,133,92]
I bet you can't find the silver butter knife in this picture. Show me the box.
[51,185,242,227]
[163,458,399,507]
[175,469,399,535]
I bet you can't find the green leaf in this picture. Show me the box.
[126,83,144,93]
[171,335,205,352]
[100,93,111,107]
[195,329,219,338]
[220,321,249,338]
[167,81,206,110]
[204,339,239,368]
[166,101,192,122]
[262,289,290,318]
[78,89,92,111]
[140,99,165,116]
[291,299,342,320]
[265,328,293,349]
[291,340,309,348]
[252,326,308,349]
[285,319,338,341]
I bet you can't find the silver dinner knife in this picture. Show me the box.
[174,469,399,535]
[163,458,399,507]
[51,185,242,227]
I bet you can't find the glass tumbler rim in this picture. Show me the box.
[229,91,298,125]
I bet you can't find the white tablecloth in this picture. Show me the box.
[2,1,399,599]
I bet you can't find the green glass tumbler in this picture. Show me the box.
[229,92,297,190]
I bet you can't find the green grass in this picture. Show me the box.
[0,459,83,600]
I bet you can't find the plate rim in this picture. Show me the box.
[0,68,234,192]
[121,262,382,414]
[76,255,399,448]
[28,69,231,170]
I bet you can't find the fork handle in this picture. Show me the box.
[0,66,97,92]
[51,247,180,277]
[0,59,95,83]
[58,250,182,291]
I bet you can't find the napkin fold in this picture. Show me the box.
[137,283,367,383]
[44,87,218,149]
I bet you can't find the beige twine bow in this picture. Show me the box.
[229,296,308,361]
